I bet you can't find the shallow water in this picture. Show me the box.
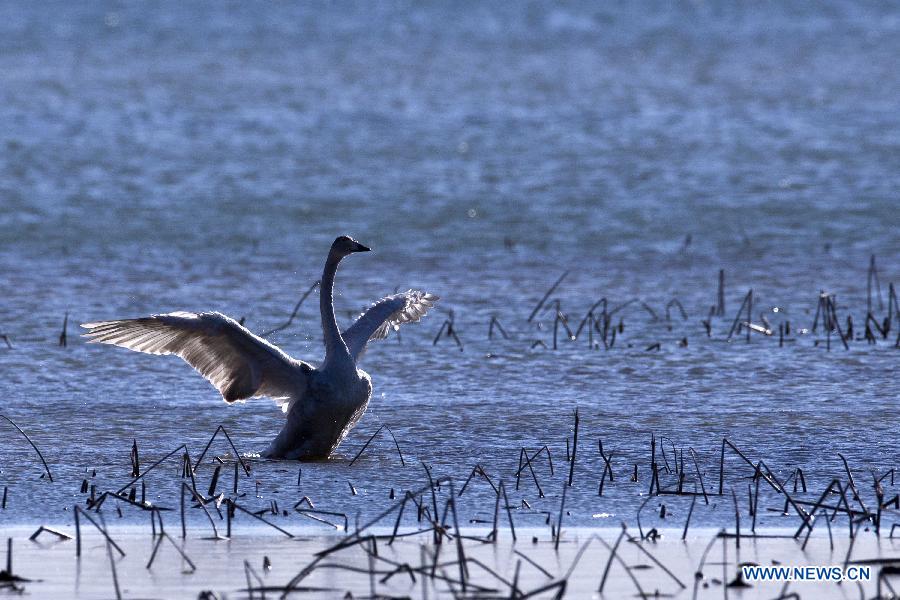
[0,2,898,531]
[3,525,897,599]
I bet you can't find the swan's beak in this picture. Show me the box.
[353,242,371,252]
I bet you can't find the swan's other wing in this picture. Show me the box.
[81,311,308,411]
[342,290,439,360]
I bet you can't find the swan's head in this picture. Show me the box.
[331,235,371,258]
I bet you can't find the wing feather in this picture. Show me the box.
[81,311,308,410]
[342,290,438,360]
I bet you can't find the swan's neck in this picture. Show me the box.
[321,251,352,370]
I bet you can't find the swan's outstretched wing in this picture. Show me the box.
[81,311,308,410]
[342,290,438,360]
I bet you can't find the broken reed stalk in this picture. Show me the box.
[553,306,574,338]
[837,452,873,522]
[306,478,452,568]
[115,444,187,495]
[606,298,637,319]
[180,480,186,538]
[229,499,294,537]
[244,559,266,597]
[635,493,656,540]
[87,488,163,517]
[835,482,856,539]
[179,449,209,512]
[568,408,578,486]
[432,320,447,345]
[626,534,687,589]
[554,481,567,551]
[59,312,68,347]
[665,298,688,321]
[513,549,551,581]
[598,463,611,497]
[488,316,510,340]
[508,559,522,597]
[746,289,753,342]
[752,463,761,533]
[387,492,414,544]
[0,414,54,481]
[689,448,709,504]
[74,506,81,556]
[552,312,561,349]
[433,316,464,350]
[597,526,627,593]
[527,270,569,323]
[73,506,126,557]
[691,529,725,600]
[459,464,497,496]
[826,295,849,350]
[866,311,886,340]
[365,539,376,596]
[640,301,659,322]
[488,479,500,542]
[500,481,517,542]
[598,526,646,597]
[518,449,545,497]
[843,518,865,572]
[586,312,595,349]
[874,470,885,536]
[682,490,697,540]
[718,438,809,525]
[717,269,725,316]
[641,432,659,494]
[130,439,140,478]
[515,445,554,484]
[889,281,899,322]
[597,442,614,495]
[146,532,196,572]
[349,425,385,466]
[261,279,320,337]
[867,254,883,314]
[192,425,250,475]
[381,424,406,466]
[100,516,122,600]
[295,507,348,531]
[812,291,826,332]
[575,298,607,340]
[731,487,741,548]
[447,481,468,591]
[208,465,221,497]
[725,289,752,342]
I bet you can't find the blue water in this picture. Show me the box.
[0,2,898,531]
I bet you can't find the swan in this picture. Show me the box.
[81,236,438,460]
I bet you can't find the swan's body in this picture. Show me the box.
[81,236,437,460]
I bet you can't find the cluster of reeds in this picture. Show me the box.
[2,407,899,598]
[511,256,898,354]
[1,257,895,356]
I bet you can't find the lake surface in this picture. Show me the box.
[0,2,897,530]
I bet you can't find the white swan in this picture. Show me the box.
[81,236,438,460]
